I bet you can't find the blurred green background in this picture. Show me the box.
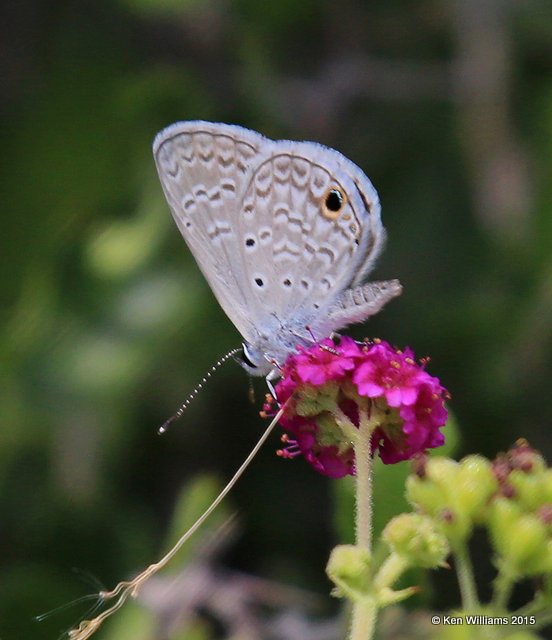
[1,1,552,638]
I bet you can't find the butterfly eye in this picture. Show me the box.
[321,187,347,220]
[241,342,260,370]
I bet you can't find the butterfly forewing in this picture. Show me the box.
[154,122,271,343]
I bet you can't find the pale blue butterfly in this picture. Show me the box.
[153,121,401,379]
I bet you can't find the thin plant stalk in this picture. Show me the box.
[349,406,377,640]
[453,543,479,612]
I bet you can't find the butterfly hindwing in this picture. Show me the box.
[234,144,383,334]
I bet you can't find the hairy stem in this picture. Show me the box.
[454,543,479,612]
[349,407,377,640]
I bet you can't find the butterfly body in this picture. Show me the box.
[153,121,401,376]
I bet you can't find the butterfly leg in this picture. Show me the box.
[265,368,281,401]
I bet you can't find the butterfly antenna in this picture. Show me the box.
[158,347,242,435]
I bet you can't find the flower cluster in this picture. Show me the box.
[407,443,552,579]
[267,336,448,478]
[487,441,552,577]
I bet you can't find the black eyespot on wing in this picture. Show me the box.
[325,189,343,212]
[255,277,264,287]
[320,186,347,220]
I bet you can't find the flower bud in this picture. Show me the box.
[326,544,371,596]
[508,469,545,511]
[406,474,449,515]
[405,457,459,514]
[489,499,549,576]
[508,439,546,475]
[489,497,521,538]
[455,455,498,522]
[383,513,449,568]
[425,457,460,489]
[437,507,472,546]
[407,456,496,544]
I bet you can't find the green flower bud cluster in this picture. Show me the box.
[327,544,372,600]
[488,498,552,577]
[382,513,450,569]
[406,441,552,593]
[327,441,552,640]
[327,517,449,612]
[487,441,552,578]
[406,454,498,547]
[327,442,552,638]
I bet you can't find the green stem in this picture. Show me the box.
[355,411,374,549]
[492,567,516,613]
[349,407,377,640]
[332,405,364,443]
[374,553,409,591]
[453,543,479,612]
[350,597,377,640]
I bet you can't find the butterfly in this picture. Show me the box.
[153,121,401,378]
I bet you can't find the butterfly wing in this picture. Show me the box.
[153,121,272,344]
[154,121,400,362]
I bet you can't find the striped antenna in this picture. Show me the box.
[158,347,242,435]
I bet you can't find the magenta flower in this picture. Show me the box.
[353,344,426,407]
[271,337,449,477]
[295,337,359,384]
